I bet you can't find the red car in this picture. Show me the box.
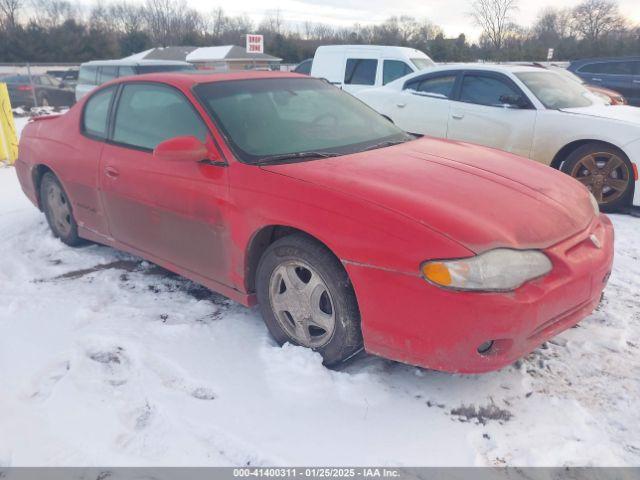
[15,72,614,373]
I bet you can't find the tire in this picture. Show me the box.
[255,234,363,366]
[39,94,50,107]
[40,172,85,246]
[561,142,634,213]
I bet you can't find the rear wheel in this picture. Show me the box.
[255,234,363,366]
[562,143,633,212]
[40,172,84,246]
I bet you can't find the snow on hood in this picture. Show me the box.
[261,137,594,253]
[560,104,640,125]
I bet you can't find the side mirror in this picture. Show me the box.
[153,136,209,163]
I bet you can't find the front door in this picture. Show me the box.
[448,71,537,159]
[100,82,230,283]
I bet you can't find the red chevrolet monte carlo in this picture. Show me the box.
[15,71,614,373]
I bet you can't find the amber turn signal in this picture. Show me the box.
[422,262,452,286]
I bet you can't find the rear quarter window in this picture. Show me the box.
[82,86,115,139]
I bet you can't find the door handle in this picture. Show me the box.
[104,166,120,179]
[396,102,406,108]
[451,113,464,120]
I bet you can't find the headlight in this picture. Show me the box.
[421,248,552,292]
[588,192,600,217]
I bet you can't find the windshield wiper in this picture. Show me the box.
[255,151,341,165]
[363,138,411,152]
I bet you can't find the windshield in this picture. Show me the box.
[548,67,584,85]
[194,77,410,164]
[516,71,593,109]
[411,58,435,70]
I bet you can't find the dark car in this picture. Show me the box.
[292,58,312,75]
[1,74,76,108]
[568,56,640,106]
[46,69,79,89]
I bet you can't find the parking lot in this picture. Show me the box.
[1,115,639,466]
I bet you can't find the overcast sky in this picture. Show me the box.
[186,0,640,40]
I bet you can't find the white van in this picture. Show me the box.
[76,59,195,101]
[308,45,435,94]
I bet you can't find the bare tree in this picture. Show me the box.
[534,7,574,42]
[143,0,203,46]
[572,0,624,42]
[109,1,145,34]
[30,0,76,28]
[470,0,518,50]
[0,0,21,29]
[260,9,283,35]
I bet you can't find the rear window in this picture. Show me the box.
[344,59,378,86]
[135,64,196,74]
[79,66,98,85]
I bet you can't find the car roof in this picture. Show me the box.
[402,63,550,76]
[80,59,192,67]
[98,70,306,90]
[316,44,427,54]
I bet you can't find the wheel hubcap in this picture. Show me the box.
[268,261,336,348]
[47,183,72,237]
[571,152,629,205]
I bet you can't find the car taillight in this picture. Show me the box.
[17,85,32,91]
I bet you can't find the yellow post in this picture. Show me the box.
[0,82,19,166]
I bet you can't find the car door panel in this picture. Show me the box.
[99,82,231,284]
[393,91,451,138]
[447,72,537,159]
[448,104,536,158]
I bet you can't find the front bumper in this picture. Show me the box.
[346,215,614,374]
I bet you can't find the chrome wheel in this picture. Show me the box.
[570,151,630,205]
[268,260,336,348]
[46,181,72,237]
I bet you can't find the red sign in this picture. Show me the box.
[246,34,264,54]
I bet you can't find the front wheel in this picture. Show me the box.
[562,143,634,212]
[255,234,363,366]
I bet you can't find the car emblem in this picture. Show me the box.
[589,234,602,249]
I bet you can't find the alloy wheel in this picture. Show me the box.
[268,260,336,348]
[570,152,630,205]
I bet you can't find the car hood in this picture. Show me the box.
[261,138,594,253]
[560,104,640,124]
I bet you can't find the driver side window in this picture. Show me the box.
[113,83,208,151]
[459,73,524,107]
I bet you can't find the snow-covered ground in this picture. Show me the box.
[1,116,639,467]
